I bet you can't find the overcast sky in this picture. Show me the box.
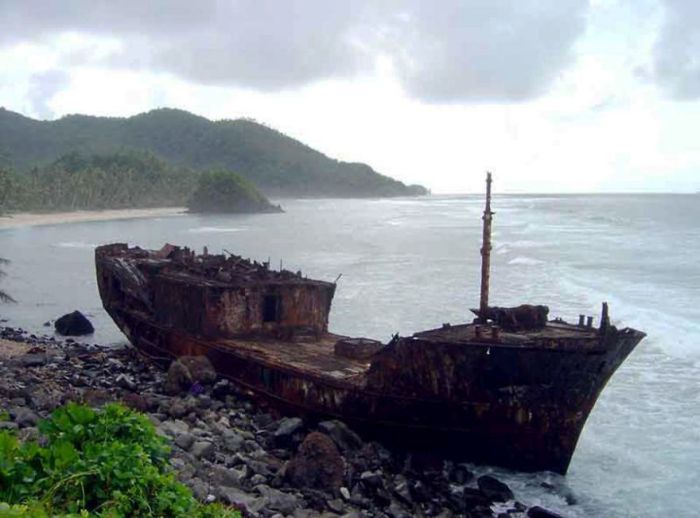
[0,0,698,193]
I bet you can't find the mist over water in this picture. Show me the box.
[1,194,698,517]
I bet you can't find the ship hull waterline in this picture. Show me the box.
[106,306,643,475]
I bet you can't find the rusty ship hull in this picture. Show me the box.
[95,243,644,474]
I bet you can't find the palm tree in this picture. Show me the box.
[0,257,14,303]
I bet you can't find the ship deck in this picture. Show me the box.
[202,321,603,387]
[211,333,371,386]
[414,321,602,349]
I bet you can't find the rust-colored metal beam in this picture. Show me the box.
[479,172,493,323]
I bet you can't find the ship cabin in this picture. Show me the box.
[97,243,337,341]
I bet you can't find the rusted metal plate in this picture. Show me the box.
[95,243,645,474]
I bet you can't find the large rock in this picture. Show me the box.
[159,419,190,437]
[180,356,217,383]
[54,311,94,336]
[222,429,245,452]
[11,407,39,428]
[318,419,363,452]
[255,484,299,515]
[191,440,215,460]
[81,388,112,407]
[217,486,264,515]
[286,432,344,492]
[273,416,304,447]
[477,475,514,502]
[26,386,62,411]
[528,507,564,518]
[164,355,217,394]
[210,465,246,487]
[174,433,195,450]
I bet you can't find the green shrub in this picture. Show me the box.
[0,403,239,518]
[188,169,278,213]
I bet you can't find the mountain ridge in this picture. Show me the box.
[0,107,428,198]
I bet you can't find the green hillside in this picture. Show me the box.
[188,170,282,214]
[0,107,427,197]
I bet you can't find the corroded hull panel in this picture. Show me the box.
[103,306,642,474]
[95,243,645,474]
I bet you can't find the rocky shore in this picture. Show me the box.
[0,325,567,518]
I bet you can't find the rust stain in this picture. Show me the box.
[95,242,645,475]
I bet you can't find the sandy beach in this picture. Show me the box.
[0,207,186,229]
[0,337,27,358]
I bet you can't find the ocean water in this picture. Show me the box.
[1,194,698,517]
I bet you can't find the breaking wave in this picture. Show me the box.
[53,241,98,249]
[508,256,544,265]
[187,226,246,234]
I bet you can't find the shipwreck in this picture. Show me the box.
[95,173,645,474]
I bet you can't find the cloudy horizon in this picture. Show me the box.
[1,0,699,193]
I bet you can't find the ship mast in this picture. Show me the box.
[479,172,493,322]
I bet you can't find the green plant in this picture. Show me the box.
[0,403,239,518]
[187,169,277,213]
[0,258,13,304]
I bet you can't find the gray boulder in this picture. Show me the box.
[255,484,299,515]
[174,433,195,450]
[222,429,245,452]
[217,486,264,515]
[164,355,217,394]
[273,416,304,447]
[12,407,39,428]
[318,419,363,452]
[191,441,215,460]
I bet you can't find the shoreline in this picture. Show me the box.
[0,207,186,229]
[0,337,28,357]
[0,324,570,517]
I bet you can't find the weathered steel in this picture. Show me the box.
[334,338,384,360]
[472,304,549,332]
[479,172,493,323]
[95,243,644,474]
[96,243,335,342]
[95,191,645,474]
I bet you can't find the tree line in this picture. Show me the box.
[0,107,428,197]
[0,151,199,213]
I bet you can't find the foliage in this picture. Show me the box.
[0,107,428,198]
[0,258,13,304]
[0,151,280,214]
[0,403,239,518]
[0,169,11,214]
[1,151,198,212]
[188,170,279,213]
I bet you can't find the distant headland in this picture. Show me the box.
[0,107,428,209]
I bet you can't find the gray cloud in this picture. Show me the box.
[0,0,590,103]
[653,0,700,100]
[385,1,588,102]
[26,70,70,119]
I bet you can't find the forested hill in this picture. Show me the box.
[0,108,427,197]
